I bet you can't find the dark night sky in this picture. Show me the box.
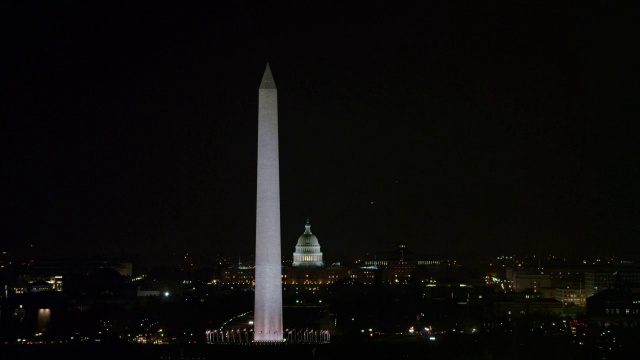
[3,1,639,265]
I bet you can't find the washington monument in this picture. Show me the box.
[253,63,284,342]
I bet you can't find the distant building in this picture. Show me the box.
[8,279,28,295]
[3,258,132,298]
[29,280,53,293]
[584,270,640,297]
[554,286,586,307]
[136,281,179,297]
[490,294,564,318]
[221,225,451,290]
[221,262,255,287]
[512,273,551,293]
[292,219,324,267]
[586,288,640,327]
[505,267,552,293]
[283,264,378,287]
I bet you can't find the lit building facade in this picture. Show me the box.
[555,287,586,307]
[587,288,640,327]
[292,219,323,267]
[512,273,552,293]
[221,241,449,289]
[584,270,640,297]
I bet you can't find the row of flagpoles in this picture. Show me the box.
[205,328,330,344]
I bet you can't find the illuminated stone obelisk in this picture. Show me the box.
[253,63,283,342]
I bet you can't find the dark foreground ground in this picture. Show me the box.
[0,334,637,360]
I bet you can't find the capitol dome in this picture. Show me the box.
[292,219,324,267]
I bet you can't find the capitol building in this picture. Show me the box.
[220,219,447,290]
[292,219,324,267]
